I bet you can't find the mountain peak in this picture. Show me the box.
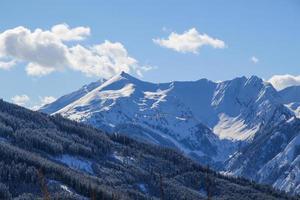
[248,75,263,83]
[108,71,142,83]
[119,70,128,76]
[242,75,264,88]
[118,71,135,79]
[104,71,153,89]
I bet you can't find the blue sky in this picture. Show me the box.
[0,0,300,108]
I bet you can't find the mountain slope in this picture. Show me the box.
[223,85,300,193]
[41,73,292,163]
[226,116,300,194]
[279,86,300,118]
[40,72,299,194]
[0,100,294,199]
[40,78,105,114]
[42,72,232,166]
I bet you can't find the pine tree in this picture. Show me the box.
[159,172,165,200]
[205,165,212,200]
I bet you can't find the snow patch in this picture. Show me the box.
[285,103,300,118]
[138,183,147,193]
[0,136,8,142]
[61,184,73,194]
[47,179,89,199]
[53,154,93,174]
[176,116,187,121]
[144,88,171,109]
[213,114,259,141]
[112,152,135,164]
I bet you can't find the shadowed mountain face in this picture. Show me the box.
[0,100,295,199]
[279,86,300,118]
[225,116,300,194]
[40,72,300,194]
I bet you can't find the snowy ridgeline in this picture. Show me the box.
[43,72,283,164]
[53,154,94,174]
[41,72,300,194]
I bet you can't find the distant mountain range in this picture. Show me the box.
[40,72,300,194]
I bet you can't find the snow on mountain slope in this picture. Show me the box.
[41,72,300,193]
[213,113,260,141]
[41,72,292,164]
[226,116,300,194]
[40,78,106,114]
[48,73,229,165]
[211,76,290,141]
[259,134,300,193]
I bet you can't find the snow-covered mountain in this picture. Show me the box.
[0,99,292,199]
[226,116,300,194]
[40,72,300,194]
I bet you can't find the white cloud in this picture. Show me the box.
[10,94,56,110]
[268,74,300,90]
[11,95,30,106]
[25,63,56,76]
[0,24,148,79]
[251,56,259,64]
[162,26,171,32]
[67,40,140,77]
[51,23,90,41]
[0,59,17,70]
[40,96,57,105]
[153,28,225,53]
[31,96,57,110]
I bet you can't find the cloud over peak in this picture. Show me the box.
[153,28,225,53]
[268,74,300,90]
[0,24,147,79]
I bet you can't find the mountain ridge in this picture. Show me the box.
[40,72,300,194]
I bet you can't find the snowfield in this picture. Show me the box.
[53,154,94,174]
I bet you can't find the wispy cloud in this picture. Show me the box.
[251,56,259,64]
[162,26,172,32]
[0,24,149,79]
[153,28,225,53]
[0,59,17,70]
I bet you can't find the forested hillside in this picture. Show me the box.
[0,100,297,199]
